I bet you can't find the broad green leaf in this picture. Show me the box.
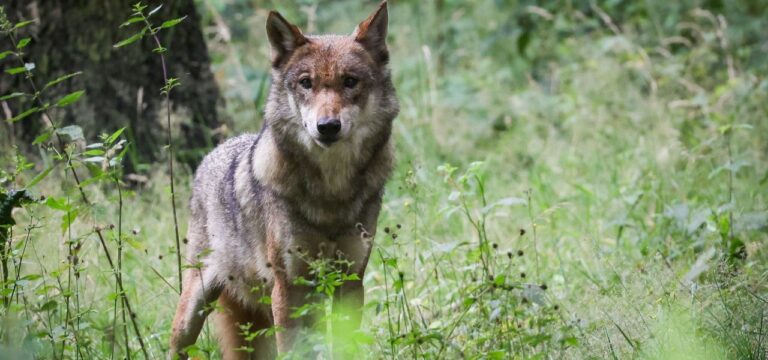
[16,38,31,49]
[44,197,70,211]
[159,16,186,29]
[0,50,14,60]
[55,90,85,107]
[7,107,39,123]
[43,71,83,90]
[113,32,143,48]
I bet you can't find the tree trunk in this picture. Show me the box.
[0,0,225,172]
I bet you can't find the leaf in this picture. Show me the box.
[13,20,35,30]
[159,16,187,29]
[7,107,39,123]
[56,125,84,142]
[83,156,105,164]
[0,51,13,60]
[5,66,27,75]
[463,297,476,308]
[105,127,126,145]
[493,275,506,286]
[44,197,70,212]
[148,5,163,16]
[0,92,27,101]
[32,131,51,145]
[120,16,144,28]
[61,209,79,233]
[16,38,31,49]
[43,71,83,90]
[55,90,85,107]
[39,300,58,312]
[83,149,105,156]
[113,32,144,48]
[26,165,54,188]
[125,236,146,252]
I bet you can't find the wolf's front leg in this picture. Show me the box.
[270,272,306,352]
[169,268,222,359]
[334,222,375,324]
[267,230,308,354]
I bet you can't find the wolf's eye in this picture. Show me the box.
[299,78,312,89]
[343,76,358,89]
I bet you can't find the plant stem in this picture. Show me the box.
[5,32,149,359]
[142,14,183,294]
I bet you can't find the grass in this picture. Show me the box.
[1,0,767,359]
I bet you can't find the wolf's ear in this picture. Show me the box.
[353,1,390,64]
[266,11,308,68]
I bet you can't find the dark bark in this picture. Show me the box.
[0,0,225,171]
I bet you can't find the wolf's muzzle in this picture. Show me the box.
[317,117,341,144]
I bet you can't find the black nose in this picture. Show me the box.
[317,118,341,137]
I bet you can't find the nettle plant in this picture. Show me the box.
[371,162,578,358]
[0,3,185,358]
[115,1,187,293]
[231,244,370,358]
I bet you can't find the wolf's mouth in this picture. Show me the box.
[315,136,339,147]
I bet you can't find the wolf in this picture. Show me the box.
[168,1,398,359]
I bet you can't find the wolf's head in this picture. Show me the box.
[264,1,398,153]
